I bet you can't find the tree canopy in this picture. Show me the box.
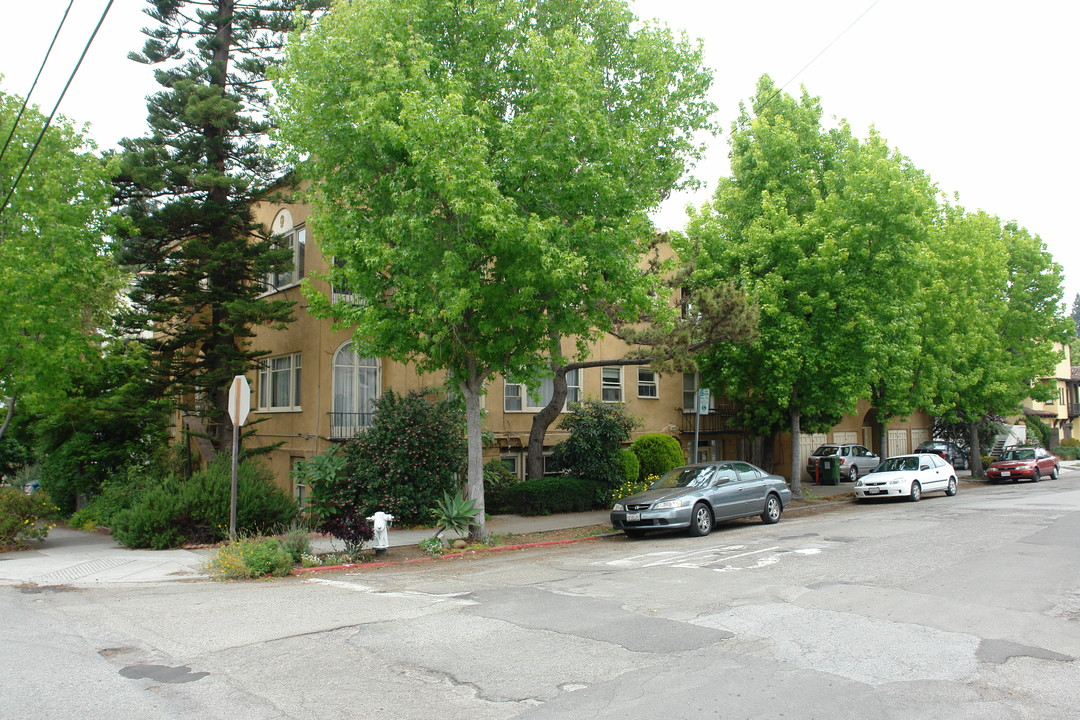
[112,0,325,452]
[0,88,120,442]
[273,0,716,537]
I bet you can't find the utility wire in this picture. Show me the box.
[0,0,75,168]
[758,0,882,114]
[0,0,115,222]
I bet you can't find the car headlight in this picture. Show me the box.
[855,479,864,486]
[612,503,624,511]
[653,499,684,510]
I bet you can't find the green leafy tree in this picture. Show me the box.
[273,0,715,538]
[112,0,326,453]
[0,88,120,443]
[687,76,861,498]
[927,206,1072,473]
[815,127,940,458]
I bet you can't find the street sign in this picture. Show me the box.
[228,375,251,427]
[697,388,711,415]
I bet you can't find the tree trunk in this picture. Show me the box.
[968,421,984,476]
[461,360,487,541]
[877,416,888,460]
[0,395,15,443]
[789,407,803,499]
[526,372,569,481]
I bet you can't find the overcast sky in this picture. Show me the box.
[3,0,1077,308]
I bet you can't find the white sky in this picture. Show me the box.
[3,0,1078,307]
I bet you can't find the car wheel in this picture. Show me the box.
[623,529,646,539]
[1051,465,1059,480]
[849,466,858,483]
[945,477,957,496]
[909,481,921,502]
[1032,469,1040,483]
[761,494,782,524]
[687,503,713,537]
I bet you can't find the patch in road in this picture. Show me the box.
[464,587,733,653]
[693,603,980,685]
[119,664,209,684]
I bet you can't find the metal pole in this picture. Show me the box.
[229,421,239,541]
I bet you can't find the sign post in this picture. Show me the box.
[693,387,710,464]
[227,375,251,541]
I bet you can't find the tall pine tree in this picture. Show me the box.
[113,0,325,454]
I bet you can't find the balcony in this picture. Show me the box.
[328,412,374,440]
[679,404,741,434]
[1069,403,1080,419]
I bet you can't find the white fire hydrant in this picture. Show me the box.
[368,511,394,556]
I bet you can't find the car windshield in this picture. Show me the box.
[812,446,839,457]
[1000,449,1035,461]
[874,456,919,472]
[650,466,716,489]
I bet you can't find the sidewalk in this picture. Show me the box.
[1,482,863,587]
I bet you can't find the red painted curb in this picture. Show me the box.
[291,534,609,575]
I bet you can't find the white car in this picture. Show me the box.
[854,453,957,502]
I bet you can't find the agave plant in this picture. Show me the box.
[432,490,478,539]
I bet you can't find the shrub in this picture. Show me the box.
[279,527,312,563]
[501,476,604,515]
[1059,437,1080,448]
[432,490,478,538]
[630,433,685,481]
[618,449,640,484]
[483,459,518,512]
[551,400,638,489]
[110,457,297,549]
[206,537,293,580]
[0,488,58,548]
[318,514,373,562]
[325,390,466,525]
[609,477,650,504]
[1056,446,1080,460]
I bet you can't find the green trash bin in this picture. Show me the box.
[819,457,841,485]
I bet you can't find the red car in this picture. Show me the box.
[986,446,1060,483]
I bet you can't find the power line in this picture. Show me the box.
[758,0,882,114]
[0,0,115,222]
[0,0,75,168]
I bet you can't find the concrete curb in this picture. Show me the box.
[291,534,611,574]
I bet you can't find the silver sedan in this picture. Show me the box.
[611,461,793,538]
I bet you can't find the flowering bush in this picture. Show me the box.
[608,477,652,504]
[0,488,58,549]
[206,537,293,580]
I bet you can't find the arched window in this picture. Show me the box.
[331,343,380,439]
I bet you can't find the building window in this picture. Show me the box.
[601,366,623,403]
[331,343,380,438]
[330,257,363,306]
[638,367,658,399]
[683,373,697,411]
[266,225,306,291]
[258,353,302,410]
[500,456,519,479]
[504,370,581,412]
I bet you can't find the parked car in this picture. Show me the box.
[854,453,958,502]
[985,446,1059,482]
[914,440,969,470]
[806,443,880,483]
[610,461,792,538]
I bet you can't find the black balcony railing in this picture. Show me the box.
[329,412,374,439]
[679,406,740,434]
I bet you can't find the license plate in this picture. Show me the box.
[866,489,882,495]
[1000,471,1010,478]
[626,512,640,522]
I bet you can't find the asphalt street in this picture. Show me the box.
[3,469,1079,719]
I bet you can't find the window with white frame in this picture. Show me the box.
[266,221,306,291]
[601,366,623,403]
[258,353,302,410]
[683,373,697,411]
[331,343,380,438]
[637,367,658,398]
[504,369,581,412]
